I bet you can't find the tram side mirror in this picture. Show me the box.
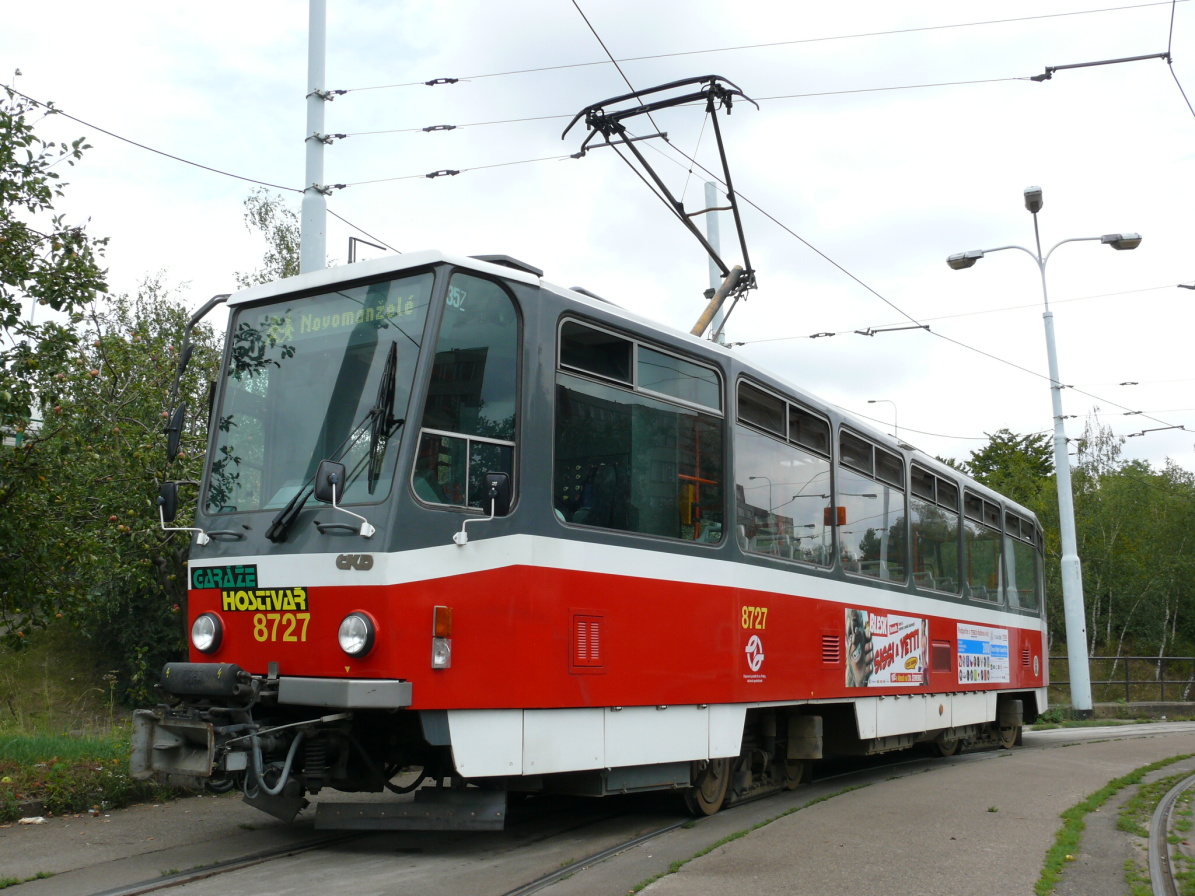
[158,481,179,523]
[313,460,347,504]
[164,402,187,463]
[481,472,511,517]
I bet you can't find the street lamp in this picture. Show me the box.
[867,399,898,438]
[946,185,1141,717]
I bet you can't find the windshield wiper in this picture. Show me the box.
[265,485,312,543]
[368,341,401,493]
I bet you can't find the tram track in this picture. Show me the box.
[1149,771,1195,896]
[65,724,1195,896]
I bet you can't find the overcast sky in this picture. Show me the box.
[4,0,1193,472]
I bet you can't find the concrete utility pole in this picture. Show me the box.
[704,182,727,345]
[300,0,328,274]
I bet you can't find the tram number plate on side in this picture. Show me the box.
[252,612,311,643]
[741,606,768,630]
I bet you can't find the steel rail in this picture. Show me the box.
[1149,770,1195,896]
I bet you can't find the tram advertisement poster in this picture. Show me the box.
[956,623,1010,684]
[845,609,928,687]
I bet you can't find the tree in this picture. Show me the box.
[235,188,301,288]
[963,428,1054,508]
[0,277,220,697]
[0,86,108,429]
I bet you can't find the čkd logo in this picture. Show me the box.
[336,554,374,571]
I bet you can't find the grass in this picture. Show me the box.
[0,872,55,890]
[1117,768,1195,896]
[1034,753,1193,896]
[0,622,180,821]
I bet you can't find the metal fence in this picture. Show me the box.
[1049,656,1195,703]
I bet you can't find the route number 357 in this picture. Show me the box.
[741,606,768,630]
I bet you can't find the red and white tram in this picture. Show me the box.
[134,251,1048,828]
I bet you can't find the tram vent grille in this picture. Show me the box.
[1022,647,1031,667]
[821,634,841,664]
[570,613,604,671]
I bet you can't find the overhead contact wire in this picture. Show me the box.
[336,1,1188,92]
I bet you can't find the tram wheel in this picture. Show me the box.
[683,757,731,816]
[783,757,806,791]
[998,724,1020,750]
[935,732,961,757]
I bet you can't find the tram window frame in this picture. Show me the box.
[939,480,959,513]
[734,381,833,567]
[839,432,874,477]
[836,429,907,584]
[962,489,1004,604]
[1004,510,1043,612]
[911,466,935,502]
[908,464,962,595]
[789,405,831,457]
[559,320,632,386]
[554,318,726,544]
[412,271,520,512]
[875,448,904,488]
[738,382,786,437]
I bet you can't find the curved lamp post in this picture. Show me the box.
[947,186,1141,717]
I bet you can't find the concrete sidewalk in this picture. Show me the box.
[641,728,1195,896]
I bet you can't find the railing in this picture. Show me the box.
[1049,656,1195,704]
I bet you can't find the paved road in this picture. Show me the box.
[3,722,1193,896]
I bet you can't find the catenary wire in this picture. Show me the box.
[336,1,1188,92]
[642,136,1187,435]
[5,87,303,195]
[4,87,402,264]
[335,76,1030,140]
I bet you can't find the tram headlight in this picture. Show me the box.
[191,613,224,654]
[338,612,376,657]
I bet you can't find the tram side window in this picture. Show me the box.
[1004,512,1042,611]
[734,383,832,565]
[836,432,906,583]
[414,274,518,509]
[554,322,724,543]
[909,465,962,594]
[963,492,1003,603]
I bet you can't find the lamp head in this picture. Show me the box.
[1101,233,1142,251]
[946,250,984,270]
[1024,186,1043,214]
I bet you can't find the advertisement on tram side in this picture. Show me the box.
[957,623,1010,684]
[845,608,928,687]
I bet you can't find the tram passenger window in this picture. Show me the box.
[639,346,721,409]
[1004,512,1042,611]
[837,463,905,582]
[413,273,518,509]
[840,432,873,477]
[909,465,961,594]
[735,420,832,566]
[554,325,724,543]
[738,383,785,437]
[963,491,1003,602]
[559,321,632,385]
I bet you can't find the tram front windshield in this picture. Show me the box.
[205,272,434,514]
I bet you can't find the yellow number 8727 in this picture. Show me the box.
[741,606,768,630]
[252,612,311,642]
